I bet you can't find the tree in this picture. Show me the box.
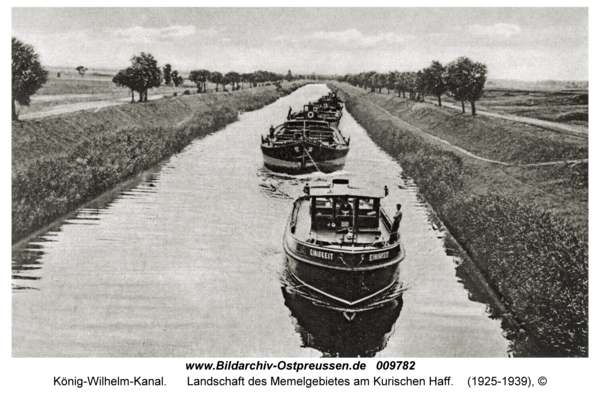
[363,71,377,92]
[163,64,172,86]
[369,72,380,92]
[76,65,88,78]
[112,52,162,103]
[254,70,267,86]
[129,52,162,102]
[397,72,412,98]
[12,37,48,120]
[414,70,427,101]
[423,61,447,106]
[210,71,223,92]
[112,68,137,103]
[171,70,183,87]
[377,73,388,93]
[189,69,211,93]
[224,71,240,91]
[385,72,397,94]
[405,72,418,99]
[240,73,251,89]
[285,70,293,82]
[445,57,487,115]
[245,73,256,88]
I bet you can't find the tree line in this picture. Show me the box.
[113,53,298,102]
[189,69,294,93]
[12,35,486,119]
[12,36,304,119]
[342,57,487,115]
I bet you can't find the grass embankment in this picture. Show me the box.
[331,83,588,357]
[12,82,307,243]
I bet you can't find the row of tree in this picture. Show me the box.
[12,36,301,119]
[113,53,296,102]
[12,35,487,119]
[342,57,488,115]
[189,69,293,93]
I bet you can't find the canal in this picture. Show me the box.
[12,84,509,357]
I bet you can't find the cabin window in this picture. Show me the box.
[315,197,333,210]
[356,198,379,229]
[312,197,333,228]
[334,197,354,215]
[334,197,355,228]
[358,198,376,215]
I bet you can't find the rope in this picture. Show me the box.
[302,144,322,173]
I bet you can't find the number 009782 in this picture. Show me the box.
[376,361,415,370]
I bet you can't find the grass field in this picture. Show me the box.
[16,70,267,117]
[442,88,588,128]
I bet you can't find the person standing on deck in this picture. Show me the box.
[390,204,402,243]
[303,184,310,195]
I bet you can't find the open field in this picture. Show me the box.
[16,70,265,118]
[440,87,588,129]
[332,82,587,357]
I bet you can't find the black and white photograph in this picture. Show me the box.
[9,4,593,393]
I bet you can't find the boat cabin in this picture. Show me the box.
[312,195,380,230]
[293,180,391,247]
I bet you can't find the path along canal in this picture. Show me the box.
[12,84,510,357]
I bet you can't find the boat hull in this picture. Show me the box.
[284,232,404,306]
[261,143,348,174]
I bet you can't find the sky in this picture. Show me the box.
[11,7,589,81]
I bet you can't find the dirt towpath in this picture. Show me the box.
[359,97,588,167]
[425,99,588,138]
[19,94,168,120]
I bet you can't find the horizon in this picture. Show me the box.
[12,8,588,81]
[43,64,589,83]
[42,65,590,83]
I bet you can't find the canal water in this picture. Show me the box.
[12,84,510,357]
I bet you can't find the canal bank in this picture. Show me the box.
[330,83,588,357]
[12,82,308,243]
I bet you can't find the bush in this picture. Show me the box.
[555,111,588,122]
[183,90,191,95]
[569,162,588,189]
[450,195,587,356]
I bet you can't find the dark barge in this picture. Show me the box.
[284,179,405,306]
[261,119,349,174]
